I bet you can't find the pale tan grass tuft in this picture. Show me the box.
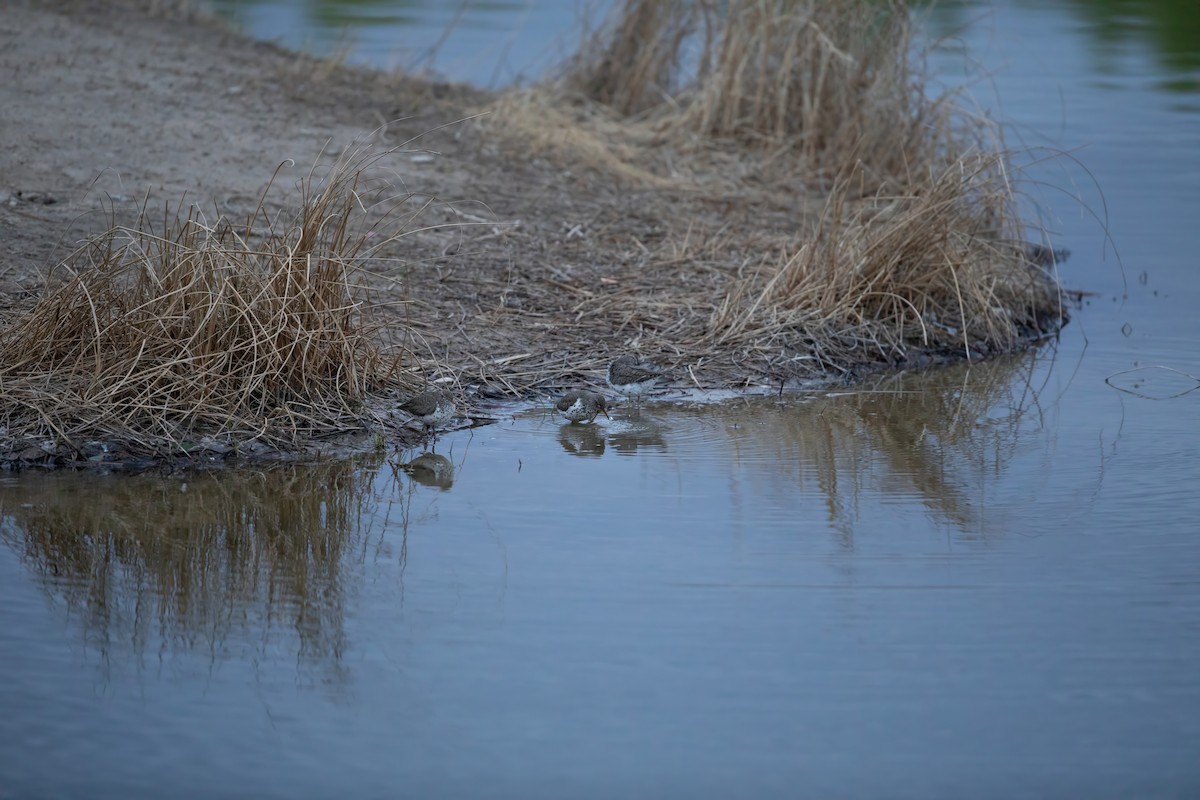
[0,145,428,460]
[707,154,1064,366]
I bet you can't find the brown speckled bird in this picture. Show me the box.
[556,390,610,424]
[606,354,668,403]
[398,389,456,436]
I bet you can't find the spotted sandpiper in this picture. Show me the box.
[606,354,668,403]
[556,390,610,424]
[398,389,456,437]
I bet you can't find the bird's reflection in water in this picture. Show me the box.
[557,422,605,457]
[606,412,668,455]
[397,452,455,490]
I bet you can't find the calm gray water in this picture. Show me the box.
[3,2,1199,798]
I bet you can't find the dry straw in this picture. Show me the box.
[0,145,417,461]
[706,157,1065,364]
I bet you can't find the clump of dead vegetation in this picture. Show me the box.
[706,159,1065,369]
[0,148,423,467]
[569,0,957,187]
[484,0,1068,380]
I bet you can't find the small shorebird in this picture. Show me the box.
[398,389,456,437]
[606,354,668,403]
[556,390,610,424]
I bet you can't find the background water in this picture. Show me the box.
[205,0,590,87]
[3,1,1199,798]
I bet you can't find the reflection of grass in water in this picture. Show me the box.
[827,354,1043,534]
[703,352,1049,541]
[0,459,396,685]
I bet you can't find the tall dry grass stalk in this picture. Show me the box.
[568,0,963,186]
[0,147,414,458]
[570,0,695,117]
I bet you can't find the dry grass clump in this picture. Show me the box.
[565,0,960,188]
[708,156,1065,368]
[0,150,416,462]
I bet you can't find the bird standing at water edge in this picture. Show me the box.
[606,354,668,403]
[398,389,456,438]
[556,390,610,424]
